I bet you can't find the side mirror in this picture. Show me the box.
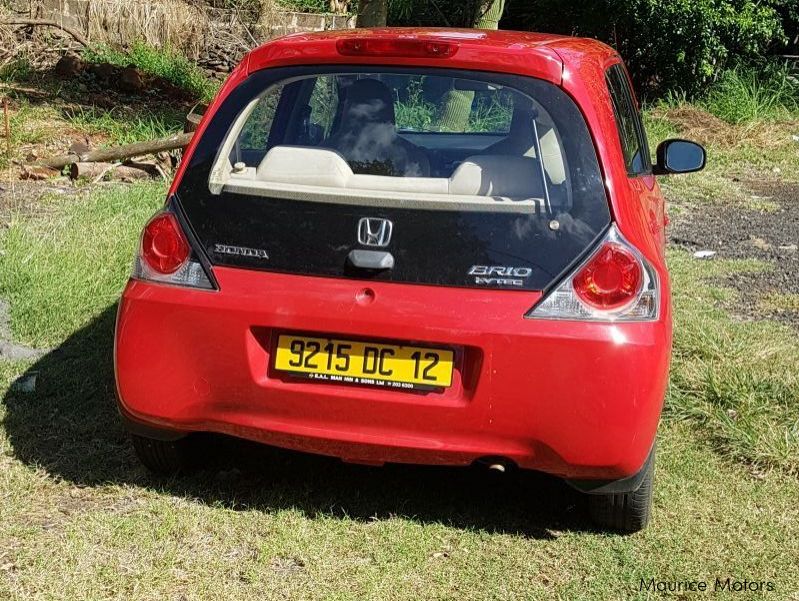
[653,139,706,175]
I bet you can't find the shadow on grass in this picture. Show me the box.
[3,303,593,538]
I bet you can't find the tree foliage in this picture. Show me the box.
[767,0,799,50]
[500,0,787,97]
[387,0,790,98]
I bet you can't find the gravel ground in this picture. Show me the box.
[669,180,799,327]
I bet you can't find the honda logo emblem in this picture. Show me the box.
[357,217,393,247]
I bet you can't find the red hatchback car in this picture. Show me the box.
[115,29,705,532]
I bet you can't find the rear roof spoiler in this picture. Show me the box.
[245,31,564,85]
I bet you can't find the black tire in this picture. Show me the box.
[588,450,655,533]
[131,434,191,475]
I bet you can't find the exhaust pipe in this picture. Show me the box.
[474,456,516,473]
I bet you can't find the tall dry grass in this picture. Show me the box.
[0,5,16,65]
[86,0,211,58]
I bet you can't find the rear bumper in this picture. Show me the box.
[115,267,671,482]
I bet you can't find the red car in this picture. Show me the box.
[115,29,705,532]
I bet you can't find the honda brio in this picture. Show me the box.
[115,29,705,532]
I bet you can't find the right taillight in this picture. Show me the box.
[133,210,215,290]
[573,243,643,310]
[526,225,658,322]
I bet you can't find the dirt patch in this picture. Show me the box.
[0,179,81,220]
[669,180,799,327]
[652,105,796,150]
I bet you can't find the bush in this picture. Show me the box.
[389,0,485,28]
[501,0,786,98]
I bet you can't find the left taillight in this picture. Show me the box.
[132,211,215,290]
[526,225,658,322]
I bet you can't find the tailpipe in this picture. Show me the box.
[474,456,517,473]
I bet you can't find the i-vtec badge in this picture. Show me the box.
[469,265,532,287]
[214,243,269,260]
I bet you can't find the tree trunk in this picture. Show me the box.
[357,0,387,27]
[69,162,115,180]
[476,0,505,29]
[437,0,506,132]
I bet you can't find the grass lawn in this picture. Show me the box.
[0,175,797,599]
[0,59,798,595]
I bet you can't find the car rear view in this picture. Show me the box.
[115,30,672,532]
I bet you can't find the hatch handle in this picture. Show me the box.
[347,250,394,270]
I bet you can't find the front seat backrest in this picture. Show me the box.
[326,78,430,177]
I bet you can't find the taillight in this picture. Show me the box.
[336,38,457,59]
[573,244,643,310]
[141,213,189,274]
[133,210,214,290]
[526,225,658,322]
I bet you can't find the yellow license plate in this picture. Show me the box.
[274,334,454,389]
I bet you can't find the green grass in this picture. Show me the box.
[0,435,794,600]
[640,93,799,475]
[0,56,33,83]
[762,292,799,312]
[666,253,799,474]
[0,101,64,170]
[4,102,53,147]
[0,183,164,347]
[0,178,798,598]
[81,42,217,102]
[704,64,799,125]
[395,84,437,131]
[0,95,186,171]
[63,105,185,145]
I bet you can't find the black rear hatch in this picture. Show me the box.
[176,66,610,291]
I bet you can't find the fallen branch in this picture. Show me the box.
[0,82,50,98]
[3,19,89,47]
[40,132,193,170]
[70,161,154,182]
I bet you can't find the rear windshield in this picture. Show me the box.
[177,66,610,290]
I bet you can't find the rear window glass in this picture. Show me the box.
[210,71,596,214]
[179,66,610,291]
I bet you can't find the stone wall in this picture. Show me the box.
[13,0,355,77]
[200,7,355,77]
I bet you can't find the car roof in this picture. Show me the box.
[245,27,619,84]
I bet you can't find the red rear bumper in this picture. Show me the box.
[115,266,670,482]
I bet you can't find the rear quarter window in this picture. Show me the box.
[606,63,651,175]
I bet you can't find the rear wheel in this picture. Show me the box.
[588,450,655,533]
[131,435,191,475]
